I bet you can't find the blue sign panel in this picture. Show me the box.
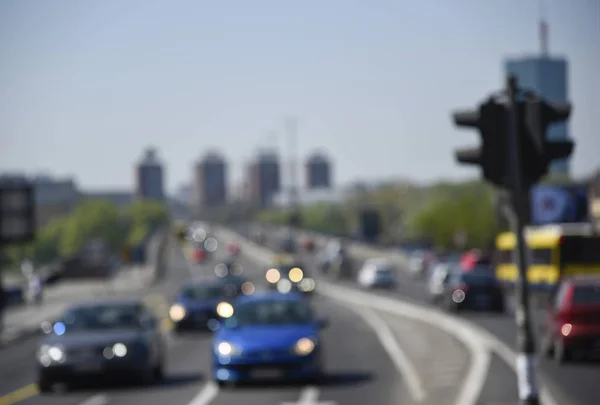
[530,185,588,225]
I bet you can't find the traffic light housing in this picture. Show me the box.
[0,181,35,244]
[522,98,574,185]
[452,99,509,187]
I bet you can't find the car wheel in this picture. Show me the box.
[154,360,165,381]
[37,376,54,394]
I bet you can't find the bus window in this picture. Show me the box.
[560,237,600,265]
[527,248,553,265]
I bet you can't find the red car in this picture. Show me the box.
[303,237,315,252]
[543,275,600,363]
[227,241,241,256]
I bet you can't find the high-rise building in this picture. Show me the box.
[247,151,281,207]
[504,18,571,175]
[305,153,331,189]
[194,152,227,207]
[136,147,165,201]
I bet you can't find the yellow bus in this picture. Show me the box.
[495,223,600,290]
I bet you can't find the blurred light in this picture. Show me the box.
[217,302,234,318]
[266,268,280,283]
[204,237,218,252]
[241,282,255,295]
[452,289,466,303]
[40,321,52,334]
[193,228,207,243]
[53,322,66,336]
[561,323,572,336]
[289,267,303,283]
[294,338,315,356]
[230,263,243,276]
[48,346,64,362]
[208,319,220,331]
[277,279,292,293]
[103,347,114,359]
[169,304,186,321]
[215,263,228,278]
[216,369,230,380]
[299,278,316,292]
[113,343,127,357]
[218,342,233,355]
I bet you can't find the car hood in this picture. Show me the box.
[43,329,143,348]
[216,324,317,350]
[179,298,222,311]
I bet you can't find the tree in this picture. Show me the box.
[405,181,497,250]
[59,200,125,256]
[123,200,169,246]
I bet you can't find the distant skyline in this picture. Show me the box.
[1,0,598,194]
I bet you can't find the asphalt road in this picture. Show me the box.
[252,226,600,405]
[0,235,481,405]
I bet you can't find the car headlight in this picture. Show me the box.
[289,268,303,283]
[293,337,316,356]
[169,304,186,321]
[216,341,241,356]
[38,344,66,364]
[266,268,280,283]
[298,278,316,292]
[216,302,234,318]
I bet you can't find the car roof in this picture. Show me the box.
[566,275,600,286]
[234,292,303,304]
[66,298,143,311]
[365,258,392,266]
[180,280,224,289]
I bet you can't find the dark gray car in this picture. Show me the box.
[37,299,165,392]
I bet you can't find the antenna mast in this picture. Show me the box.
[539,0,549,56]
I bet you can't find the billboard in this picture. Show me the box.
[530,184,588,225]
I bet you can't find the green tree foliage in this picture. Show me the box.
[59,200,125,256]
[123,200,170,245]
[404,181,497,250]
[1,199,170,272]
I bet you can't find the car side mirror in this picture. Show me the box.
[316,317,329,329]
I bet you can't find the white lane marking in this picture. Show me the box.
[352,307,427,403]
[78,394,109,405]
[217,228,560,405]
[281,386,337,405]
[186,381,220,405]
[322,283,491,405]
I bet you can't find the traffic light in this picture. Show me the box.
[0,181,35,244]
[522,98,574,184]
[452,98,509,187]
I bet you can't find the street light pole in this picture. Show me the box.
[506,75,540,405]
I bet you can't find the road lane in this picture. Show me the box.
[0,238,213,405]
[265,227,599,405]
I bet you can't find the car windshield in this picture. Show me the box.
[230,299,314,326]
[58,304,143,332]
[456,270,497,286]
[181,285,224,300]
[573,285,600,305]
[375,267,393,275]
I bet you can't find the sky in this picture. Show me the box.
[1,0,599,195]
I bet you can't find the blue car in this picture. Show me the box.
[169,281,230,333]
[212,292,328,386]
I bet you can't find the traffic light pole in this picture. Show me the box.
[506,76,540,405]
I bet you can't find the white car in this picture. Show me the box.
[357,258,396,289]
